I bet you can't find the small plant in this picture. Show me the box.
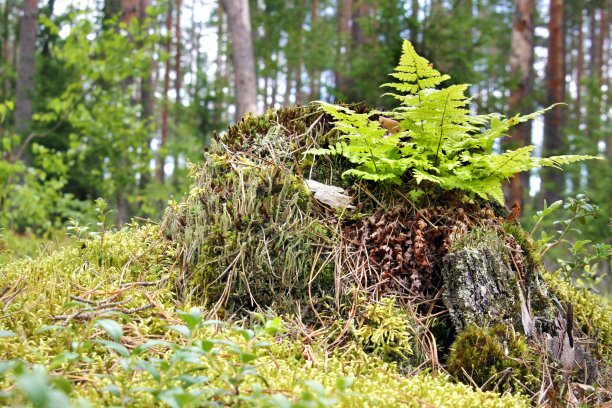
[92,197,112,247]
[308,40,599,205]
[531,194,611,286]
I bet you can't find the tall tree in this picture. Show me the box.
[175,0,182,103]
[220,0,257,122]
[14,0,38,139]
[541,0,565,204]
[503,0,534,213]
[335,0,352,98]
[157,0,173,183]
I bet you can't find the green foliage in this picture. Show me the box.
[531,194,611,287]
[447,325,539,395]
[309,40,599,204]
[33,12,175,223]
[0,101,93,233]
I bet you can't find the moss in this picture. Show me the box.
[544,272,612,358]
[351,297,415,365]
[447,325,539,395]
[162,155,335,315]
[501,223,541,277]
[0,224,178,362]
[255,337,530,408]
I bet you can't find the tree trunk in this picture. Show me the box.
[15,0,38,141]
[308,0,320,101]
[175,0,182,104]
[156,0,173,183]
[295,2,304,106]
[575,11,583,122]
[139,0,154,191]
[542,0,565,204]
[214,3,225,117]
[220,0,257,122]
[284,65,293,106]
[335,0,352,99]
[1,0,13,111]
[503,0,534,214]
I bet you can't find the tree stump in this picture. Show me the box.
[441,248,522,332]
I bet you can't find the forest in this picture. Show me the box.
[0,0,611,406]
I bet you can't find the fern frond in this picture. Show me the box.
[382,40,450,95]
[540,155,603,168]
[307,41,598,206]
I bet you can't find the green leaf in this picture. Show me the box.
[0,330,18,338]
[93,339,130,357]
[94,319,123,340]
[303,380,326,397]
[336,376,354,391]
[134,360,161,382]
[177,307,202,331]
[167,325,191,338]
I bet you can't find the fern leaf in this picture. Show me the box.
[541,155,603,168]
[382,39,450,95]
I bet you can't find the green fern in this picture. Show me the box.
[308,39,601,204]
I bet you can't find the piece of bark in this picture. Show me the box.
[304,179,354,210]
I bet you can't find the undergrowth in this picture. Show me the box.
[0,223,530,407]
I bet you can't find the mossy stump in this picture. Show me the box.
[442,247,522,332]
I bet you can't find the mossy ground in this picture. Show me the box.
[0,223,529,407]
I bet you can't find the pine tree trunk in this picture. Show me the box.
[175,0,182,104]
[1,0,13,102]
[284,65,293,106]
[157,1,173,183]
[308,0,320,101]
[220,0,257,122]
[503,0,534,213]
[542,0,565,204]
[296,2,304,106]
[575,11,583,122]
[214,3,225,118]
[139,0,154,191]
[15,0,38,142]
[335,0,352,99]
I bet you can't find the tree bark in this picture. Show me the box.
[503,0,534,213]
[575,11,583,123]
[335,0,352,99]
[220,0,257,122]
[542,0,565,204]
[214,3,225,118]
[175,0,182,104]
[15,0,38,141]
[156,0,173,183]
[308,0,320,101]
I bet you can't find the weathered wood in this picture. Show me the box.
[442,248,521,332]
